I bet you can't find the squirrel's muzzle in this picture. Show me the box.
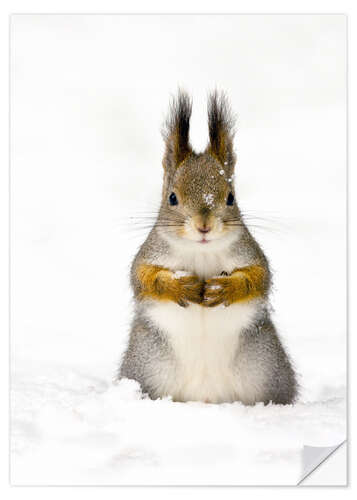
[193,210,215,235]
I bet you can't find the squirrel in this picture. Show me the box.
[118,90,298,405]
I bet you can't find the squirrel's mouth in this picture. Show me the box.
[199,238,210,244]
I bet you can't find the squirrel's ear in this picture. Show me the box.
[162,90,192,171]
[206,91,236,167]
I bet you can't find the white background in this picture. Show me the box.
[11,13,346,378]
[10,13,346,486]
[0,0,352,496]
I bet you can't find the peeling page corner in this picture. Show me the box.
[298,440,346,485]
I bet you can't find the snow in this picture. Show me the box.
[173,270,191,278]
[11,361,346,485]
[10,15,346,485]
[203,193,214,207]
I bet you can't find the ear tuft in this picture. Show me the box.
[206,90,236,166]
[162,90,192,171]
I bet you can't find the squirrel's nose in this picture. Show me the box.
[197,226,211,234]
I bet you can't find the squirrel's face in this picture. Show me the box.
[159,90,240,246]
[162,154,240,245]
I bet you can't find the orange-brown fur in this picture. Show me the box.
[137,263,266,308]
[137,264,203,307]
[204,265,267,307]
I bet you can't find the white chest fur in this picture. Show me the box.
[147,299,259,403]
[146,236,262,403]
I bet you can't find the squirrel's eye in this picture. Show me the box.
[169,192,178,206]
[226,192,234,206]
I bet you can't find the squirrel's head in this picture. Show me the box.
[159,90,241,246]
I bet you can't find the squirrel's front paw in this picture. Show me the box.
[203,277,232,307]
[203,275,249,307]
[176,275,204,307]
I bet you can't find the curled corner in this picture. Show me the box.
[298,440,346,485]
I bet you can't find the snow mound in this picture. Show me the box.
[11,362,346,485]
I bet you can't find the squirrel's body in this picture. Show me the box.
[119,91,297,405]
